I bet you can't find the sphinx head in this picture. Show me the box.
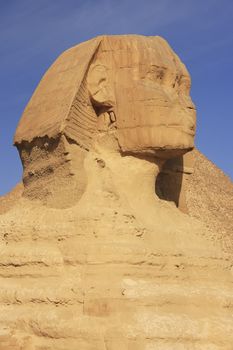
[87,36,196,159]
[14,35,196,207]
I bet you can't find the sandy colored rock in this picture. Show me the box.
[0,35,232,349]
[14,35,196,208]
[0,183,23,215]
[14,35,195,152]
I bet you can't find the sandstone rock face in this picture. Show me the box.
[0,35,233,349]
[14,35,196,208]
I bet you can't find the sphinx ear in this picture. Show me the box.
[87,63,115,110]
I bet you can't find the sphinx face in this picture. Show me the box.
[88,36,196,159]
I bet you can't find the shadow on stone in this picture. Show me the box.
[155,156,184,208]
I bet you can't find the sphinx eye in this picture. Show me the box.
[145,66,165,83]
[156,68,165,81]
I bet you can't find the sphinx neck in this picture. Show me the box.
[99,150,165,206]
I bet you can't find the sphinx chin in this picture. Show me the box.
[123,148,193,161]
[117,125,194,160]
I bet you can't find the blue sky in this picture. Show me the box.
[0,0,232,195]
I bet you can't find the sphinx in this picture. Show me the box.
[14,35,196,208]
[1,36,233,349]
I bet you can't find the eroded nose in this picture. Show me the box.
[179,94,196,110]
[170,103,196,135]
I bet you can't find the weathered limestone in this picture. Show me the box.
[0,35,232,349]
[14,35,196,207]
